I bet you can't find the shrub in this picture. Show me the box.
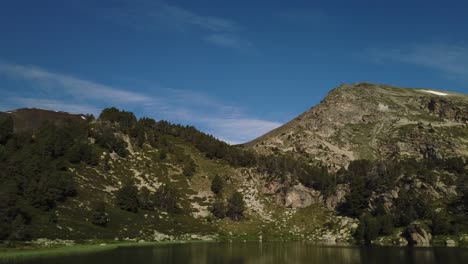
[211,175,223,195]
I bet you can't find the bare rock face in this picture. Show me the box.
[245,83,468,169]
[405,222,432,246]
[284,184,322,208]
[326,184,348,210]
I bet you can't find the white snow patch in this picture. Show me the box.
[420,90,448,96]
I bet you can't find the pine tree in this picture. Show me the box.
[116,182,139,213]
[91,202,109,226]
[0,116,14,144]
[211,175,223,195]
[226,192,245,221]
[211,199,226,219]
[183,159,196,177]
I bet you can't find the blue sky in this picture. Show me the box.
[0,0,467,143]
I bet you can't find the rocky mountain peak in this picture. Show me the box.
[246,83,468,169]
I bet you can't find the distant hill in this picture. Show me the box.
[0,108,87,132]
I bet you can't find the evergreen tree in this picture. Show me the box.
[226,192,245,221]
[116,182,139,213]
[182,159,196,177]
[211,175,223,195]
[7,215,30,244]
[91,202,109,227]
[138,187,155,210]
[211,199,226,219]
[355,213,380,244]
[0,116,14,144]
[431,212,452,235]
[378,214,394,236]
[154,185,179,213]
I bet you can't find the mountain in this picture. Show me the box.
[0,84,467,247]
[0,108,88,132]
[246,82,468,170]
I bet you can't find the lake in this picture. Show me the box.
[3,242,468,264]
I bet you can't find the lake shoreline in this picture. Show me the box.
[2,237,468,261]
[0,240,201,260]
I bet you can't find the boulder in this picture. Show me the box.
[284,184,322,208]
[405,222,432,246]
[326,184,348,210]
[445,239,456,247]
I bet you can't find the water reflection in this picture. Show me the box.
[4,242,468,264]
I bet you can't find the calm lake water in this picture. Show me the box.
[4,242,468,264]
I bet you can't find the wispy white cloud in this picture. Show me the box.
[0,62,280,144]
[204,34,252,51]
[155,2,239,32]
[99,0,249,50]
[201,118,281,144]
[0,63,151,103]
[367,44,468,82]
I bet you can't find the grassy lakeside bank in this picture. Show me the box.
[0,240,193,261]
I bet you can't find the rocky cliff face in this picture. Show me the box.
[245,83,468,169]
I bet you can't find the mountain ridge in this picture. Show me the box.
[245,82,468,169]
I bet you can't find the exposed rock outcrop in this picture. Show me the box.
[284,184,322,208]
[405,222,432,246]
[246,83,468,168]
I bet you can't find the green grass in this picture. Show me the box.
[0,241,187,261]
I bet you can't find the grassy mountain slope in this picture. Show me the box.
[0,108,346,244]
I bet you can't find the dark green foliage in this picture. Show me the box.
[67,142,99,165]
[91,202,109,227]
[138,187,155,210]
[378,214,394,236]
[95,128,129,158]
[355,213,381,244]
[154,185,179,214]
[226,192,245,221]
[182,158,196,177]
[338,160,373,217]
[7,215,30,243]
[115,182,139,213]
[159,149,167,160]
[25,171,76,210]
[131,117,156,148]
[393,190,434,227]
[211,199,226,219]
[444,157,465,174]
[0,116,14,144]
[211,175,223,195]
[99,107,137,133]
[154,121,256,167]
[297,165,334,195]
[0,118,88,240]
[430,211,453,235]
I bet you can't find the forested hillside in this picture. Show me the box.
[1,83,468,247]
